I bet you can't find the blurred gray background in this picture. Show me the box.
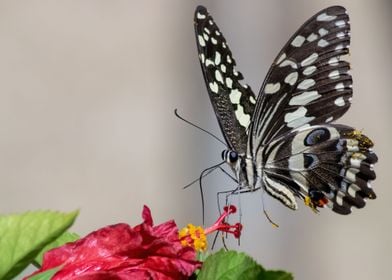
[0,1,390,279]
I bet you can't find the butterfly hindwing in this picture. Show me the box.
[261,125,377,214]
[194,6,256,153]
[251,6,352,150]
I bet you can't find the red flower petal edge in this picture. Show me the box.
[25,206,201,280]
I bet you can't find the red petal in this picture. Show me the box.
[142,205,153,226]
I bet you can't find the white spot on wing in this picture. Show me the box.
[289,91,320,105]
[346,168,359,182]
[249,96,256,104]
[199,53,205,63]
[335,20,346,27]
[326,116,333,122]
[229,89,241,104]
[284,106,314,128]
[307,33,318,42]
[211,37,218,44]
[328,57,339,66]
[291,35,306,47]
[297,79,315,90]
[284,72,299,86]
[215,51,221,65]
[225,77,233,88]
[301,53,318,67]
[215,70,223,84]
[337,32,345,39]
[336,192,344,206]
[264,82,281,94]
[303,65,317,76]
[203,27,210,34]
[235,106,251,128]
[203,33,209,41]
[280,59,297,69]
[209,81,218,93]
[317,12,337,21]
[276,53,286,64]
[198,35,206,47]
[328,70,340,79]
[318,39,329,47]
[227,55,232,64]
[350,157,364,168]
[318,28,329,36]
[335,44,344,50]
[205,59,214,67]
[334,96,345,106]
[348,184,360,197]
[335,82,344,90]
[220,64,226,73]
[196,12,206,19]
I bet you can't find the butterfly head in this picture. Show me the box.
[221,149,251,188]
[221,150,239,165]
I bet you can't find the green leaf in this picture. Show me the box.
[0,210,79,280]
[33,231,80,267]
[28,267,61,280]
[197,250,264,280]
[197,250,293,280]
[260,270,293,280]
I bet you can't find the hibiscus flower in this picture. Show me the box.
[25,206,201,280]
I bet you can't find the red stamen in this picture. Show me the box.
[204,205,242,239]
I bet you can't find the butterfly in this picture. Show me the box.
[194,5,377,214]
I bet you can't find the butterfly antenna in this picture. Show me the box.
[183,167,216,189]
[218,166,238,183]
[174,109,227,146]
[199,161,226,224]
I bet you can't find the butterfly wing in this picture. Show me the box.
[261,125,377,214]
[249,6,377,214]
[194,6,256,153]
[251,6,352,149]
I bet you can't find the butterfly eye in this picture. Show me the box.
[221,150,238,163]
[304,128,331,146]
[229,151,238,163]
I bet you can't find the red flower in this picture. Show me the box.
[25,206,201,280]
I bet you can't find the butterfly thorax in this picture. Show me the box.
[221,149,259,191]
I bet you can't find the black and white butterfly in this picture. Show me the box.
[194,6,377,214]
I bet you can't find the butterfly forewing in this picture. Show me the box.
[194,6,256,153]
[251,6,352,150]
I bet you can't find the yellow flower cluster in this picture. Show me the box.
[179,224,207,252]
